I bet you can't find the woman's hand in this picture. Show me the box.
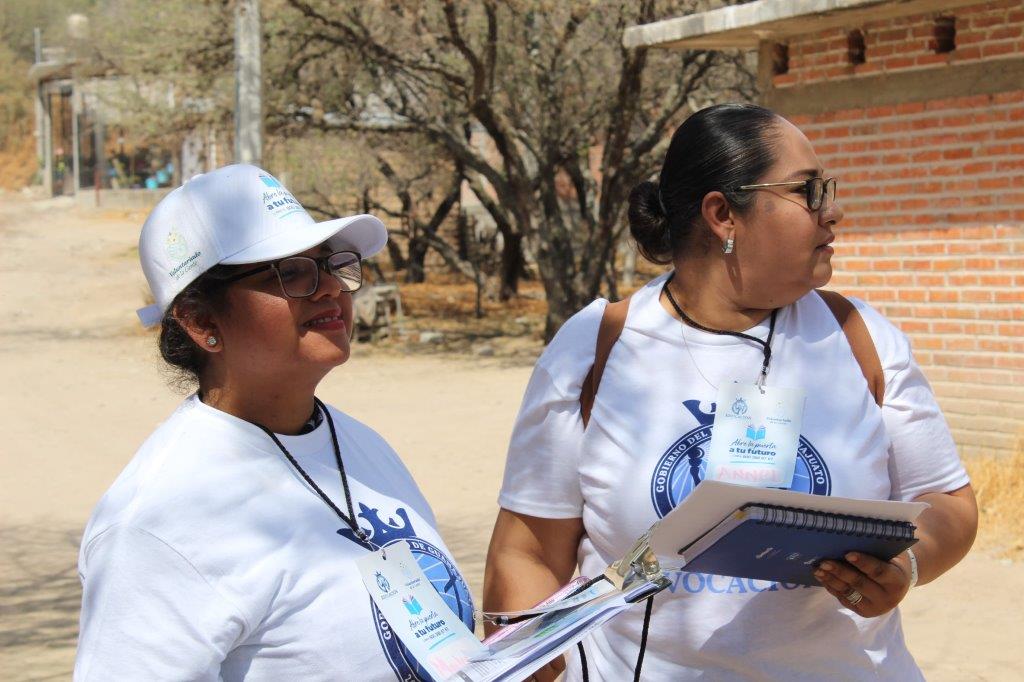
[814,551,911,617]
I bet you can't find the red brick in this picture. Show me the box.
[885,273,914,286]
[916,274,945,286]
[963,161,995,174]
[914,242,947,255]
[901,321,931,335]
[916,53,950,66]
[989,26,1023,41]
[994,126,1024,140]
[965,322,998,335]
[978,177,1012,190]
[943,337,977,351]
[932,259,965,271]
[943,147,974,160]
[928,290,959,303]
[896,101,926,115]
[993,92,1024,106]
[933,321,965,334]
[969,13,1008,30]
[962,289,994,303]
[994,354,1024,370]
[982,42,1019,58]
[948,242,981,254]
[954,45,983,60]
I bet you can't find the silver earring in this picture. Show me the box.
[206,336,218,347]
[722,236,735,254]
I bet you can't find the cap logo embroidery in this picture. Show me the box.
[262,188,304,220]
[165,231,190,261]
[165,231,202,280]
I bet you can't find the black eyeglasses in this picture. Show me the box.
[219,250,363,298]
[736,176,837,212]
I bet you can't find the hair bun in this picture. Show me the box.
[628,180,674,265]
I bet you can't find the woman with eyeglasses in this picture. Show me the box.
[75,165,474,681]
[484,103,977,680]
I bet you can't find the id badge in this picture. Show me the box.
[356,541,485,679]
[705,383,806,489]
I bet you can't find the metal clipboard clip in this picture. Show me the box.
[603,530,671,603]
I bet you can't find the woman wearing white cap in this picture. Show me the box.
[75,165,475,680]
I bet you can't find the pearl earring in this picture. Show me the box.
[206,336,218,347]
[722,236,735,254]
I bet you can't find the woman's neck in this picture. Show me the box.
[664,256,774,332]
[200,382,318,435]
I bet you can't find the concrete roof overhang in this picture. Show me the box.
[623,0,985,49]
[27,59,78,84]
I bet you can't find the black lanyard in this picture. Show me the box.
[251,397,368,543]
[661,274,778,386]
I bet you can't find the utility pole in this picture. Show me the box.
[234,0,262,165]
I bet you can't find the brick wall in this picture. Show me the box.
[778,3,1023,459]
[774,0,1024,88]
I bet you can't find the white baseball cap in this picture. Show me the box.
[136,163,388,326]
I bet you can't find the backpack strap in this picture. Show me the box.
[816,289,885,408]
[580,297,631,429]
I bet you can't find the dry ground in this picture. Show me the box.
[0,194,1021,681]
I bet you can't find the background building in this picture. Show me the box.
[626,0,1023,459]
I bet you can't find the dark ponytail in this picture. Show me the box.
[628,103,782,264]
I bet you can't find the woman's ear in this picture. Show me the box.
[173,302,222,354]
[700,190,739,245]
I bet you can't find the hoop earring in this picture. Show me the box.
[206,336,218,347]
[722,236,735,254]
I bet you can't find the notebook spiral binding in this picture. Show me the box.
[746,503,916,541]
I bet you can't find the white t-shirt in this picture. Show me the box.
[499,273,968,681]
[75,396,474,681]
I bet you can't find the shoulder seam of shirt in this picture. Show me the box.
[85,522,254,634]
[845,296,915,392]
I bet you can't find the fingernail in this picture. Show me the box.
[820,562,833,571]
[814,570,825,578]
[846,553,859,562]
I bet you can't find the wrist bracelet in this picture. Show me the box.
[906,548,919,588]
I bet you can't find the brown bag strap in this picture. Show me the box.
[817,289,885,407]
[580,297,631,428]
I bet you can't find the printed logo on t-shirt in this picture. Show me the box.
[650,398,832,516]
[650,399,832,596]
[338,503,474,682]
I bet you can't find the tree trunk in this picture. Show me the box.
[385,238,407,274]
[405,236,429,283]
[534,229,584,343]
[498,232,524,301]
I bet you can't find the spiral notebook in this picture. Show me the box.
[678,503,918,586]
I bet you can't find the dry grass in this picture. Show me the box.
[964,440,1024,559]
[0,131,36,189]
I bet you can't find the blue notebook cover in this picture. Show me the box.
[679,504,918,586]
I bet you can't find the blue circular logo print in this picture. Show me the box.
[373,537,475,682]
[650,424,831,518]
